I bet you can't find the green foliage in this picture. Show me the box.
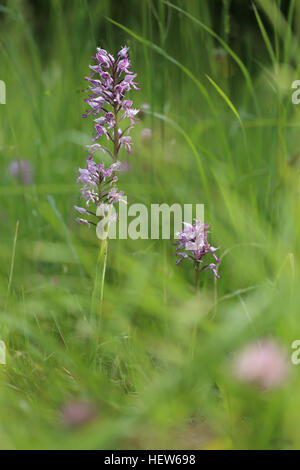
[0,0,300,450]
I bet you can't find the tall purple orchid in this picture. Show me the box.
[174,220,220,288]
[75,45,139,317]
[75,45,139,228]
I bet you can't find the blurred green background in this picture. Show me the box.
[0,0,300,450]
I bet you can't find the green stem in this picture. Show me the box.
[91,237,108,318]
[189,263,200,358]
[91,64,119,319]
[195,263,200,294]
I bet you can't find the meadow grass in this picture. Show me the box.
[0,0,300,449]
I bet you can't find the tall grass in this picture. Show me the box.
[0,0,300,449]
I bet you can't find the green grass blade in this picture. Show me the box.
[252,2,277,65]
[46,195,85,278]
[147,110,210,195]
[163,1,258,110]
[106,16,232,165]
[106,17,214,114]
[6,220,19,305]
[205,74,242,126]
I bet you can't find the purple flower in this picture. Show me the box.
[107,187,127,204]
[75,218,91,227]
[83,45,140,159]
[60,400,97,429]
[119,136,133,154]
[74,206,88,215]
[9,159,33,185]
[121,107,139,126]
[232,339,289,390]
[75,157,125,228]
[174,220,220,279]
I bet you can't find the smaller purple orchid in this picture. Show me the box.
[174,220,220,279]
